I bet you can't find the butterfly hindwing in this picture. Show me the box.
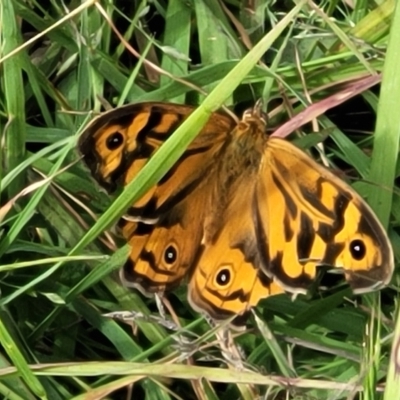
[119,177,211,293]
[188,182,285,322]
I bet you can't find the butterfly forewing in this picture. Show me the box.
[255,137,394,293]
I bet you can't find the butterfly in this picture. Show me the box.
[78,102,394,324]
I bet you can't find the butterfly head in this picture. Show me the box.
[239,101,268,139]
[242,101,267,123]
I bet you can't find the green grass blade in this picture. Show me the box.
[367,2,400,228]
[0,311,46,399]
[1,0,26,198]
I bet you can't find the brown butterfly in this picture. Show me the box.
[78,102,394,323]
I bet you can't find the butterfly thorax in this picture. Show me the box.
[204,113,267,243]
[217,110,267,186]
